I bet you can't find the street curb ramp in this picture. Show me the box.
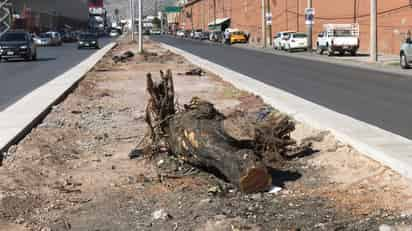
[0,42,117,159]
[160,42,412,182]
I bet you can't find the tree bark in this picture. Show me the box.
[143,70,296,193]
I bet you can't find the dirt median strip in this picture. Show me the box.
[0,38,412,230]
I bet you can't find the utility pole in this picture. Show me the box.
[370,0,377,62]
[213,0,216,29]
[297,0,299,31]
[261,0,266,48]
[266,0,272,46]
[130,0,135,41]
[306,0,313,52]
[138,0,143,53]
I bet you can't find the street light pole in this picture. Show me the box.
[138,0,143,53]
[130,0,135,41]
[370,0,377,62]
[213,0,216,29]
[261,0,266,48]
[266,0,272,46]
[307,0,312,52]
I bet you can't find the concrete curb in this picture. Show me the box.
[161,42,412,181]
[0,42,117,155]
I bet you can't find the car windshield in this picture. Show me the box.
[80,34,96,40]
[0,33,27,41]
[293,33,307,38]
[232,32,244,35]
[333,29,353,37]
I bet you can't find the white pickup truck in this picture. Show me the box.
[316,24,360,56]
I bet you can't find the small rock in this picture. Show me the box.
[7,145,17,154]
[251,193,262,200]
[111,165,116,170]
[157,159,165,166]
[152,209,171,221]
[379,224,393,231]
[41,227,52,231]
[268,186,282,194]
[199,198,212,205]
[208,186,222,195]
[15,217,25,224]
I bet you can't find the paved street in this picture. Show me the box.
[0,38,112,111]
[154,36,412,140]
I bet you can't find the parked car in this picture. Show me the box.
[193,29,203,39]
[176,30,185,38]
[46,31,63,46]
[284,32,308,52]
[209,31,223,43]
[78,33,99,49]
[230,31,247,44]
[273,31,295,50]
[0,31,37,62]
[316,24,359,56]
[199,31,210,40]
[400,37,412,69]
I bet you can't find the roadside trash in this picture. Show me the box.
[152,209,172,220]
[208,185,222,195]
[179,68,205,76]
[112,51,135,63]
[268,186,282,194]
[128,148,143,159]
[256,106,274,121]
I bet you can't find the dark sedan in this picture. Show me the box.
[0,31,37,62]
[78,33,99,49]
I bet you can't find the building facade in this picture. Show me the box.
[180,0,412,54]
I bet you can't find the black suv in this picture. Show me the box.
[0,31,37,62]
[78,33,99,49]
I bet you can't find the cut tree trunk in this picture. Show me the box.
[166,99,272,193]
[143,70,296,193]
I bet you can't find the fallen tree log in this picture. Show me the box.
[143,70,296,193]
[167,99,272,193]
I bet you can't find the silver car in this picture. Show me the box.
[400,38,412,69]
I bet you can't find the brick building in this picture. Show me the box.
[179,0,412,54]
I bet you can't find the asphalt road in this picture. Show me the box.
[0,38,112,111]
[153,36,412,140]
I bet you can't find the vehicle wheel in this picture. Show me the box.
[317,46,323,55]
[401,53,410,69]
[327,46,334,56]
[350,50,357,56]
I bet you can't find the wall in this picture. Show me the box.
[181,0,412,54]
[12,0,89,21]
[181,0,264,44]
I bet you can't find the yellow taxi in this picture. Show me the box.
[230,31,247,44]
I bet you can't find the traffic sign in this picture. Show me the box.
[305,8,315,25]
[266,12,272,25]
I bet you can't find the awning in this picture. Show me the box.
[208,17,230,31]
[208,17,230,27]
